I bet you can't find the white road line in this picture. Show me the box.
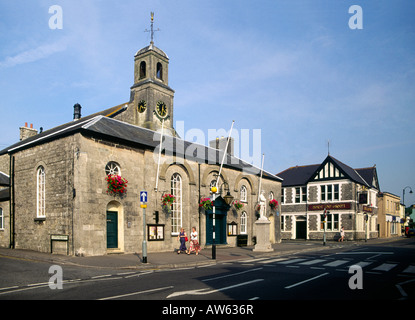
[167,279,264,299]
[278,258,307,265]
[202,268,263,282]
[337,252,394,255]
[238,257,271,263]
[285,273,329,289]
[351,261,372,268]
[372,263,398,272]
[402,266,415,274]
[299,259,326,266]
[323,260,349,267]
[258,258,289,264]
[98,286,174,300]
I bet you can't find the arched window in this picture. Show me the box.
[156,62,163,80]
[171,173,182,234]
[240,211,247,234]
[37,166,46,218]
[105,162,121,176]
[240,185,247,202]
[269,191,274,200]
[139,61,146,79]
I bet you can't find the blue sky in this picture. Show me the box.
[0,0,414,205]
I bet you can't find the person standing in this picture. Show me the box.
[338,226,345,242]
[177,228,187,254]
[187,227,200,255]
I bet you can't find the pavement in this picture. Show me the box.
[0,237,407,271]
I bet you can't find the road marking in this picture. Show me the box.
[372,263,398,272]
[323,260,349,267]
[299,259,326,266]
[238,257,271,263]
[166,279,264,298]
[278,258,307,265]
[258,257,289,264]
[402,266,415,274]
[99,286,174,300]
[285,273,329,289]
[202,267,263,282]
[351,261,372,268]
[337,252,394,255]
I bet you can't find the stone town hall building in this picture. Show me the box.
[0,38,282,256]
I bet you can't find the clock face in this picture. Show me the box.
[137,100,146,113]
[156,101,167,118]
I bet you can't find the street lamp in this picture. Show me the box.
[403,186,413,208]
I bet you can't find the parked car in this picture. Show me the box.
[405,227,415,237]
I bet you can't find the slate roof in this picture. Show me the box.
[277,155,378,188]
[0,172,9,186]
[0,108,282,182]
[277,164,320,187]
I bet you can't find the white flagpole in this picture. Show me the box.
[216,120,235,189]
[211,120,234,260]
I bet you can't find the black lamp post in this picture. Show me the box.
[403,186,413,208]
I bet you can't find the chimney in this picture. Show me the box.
[209,136,234,156]
[19,123,38,141]
[73,103,82,120]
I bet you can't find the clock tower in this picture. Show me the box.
[128,13,175,135]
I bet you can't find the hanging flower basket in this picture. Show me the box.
[106,174,128,195]
[269,199,279,210]
[161,193,176,209]
[232,200,245,211]
[199,197,213,211]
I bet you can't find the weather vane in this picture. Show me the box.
[144,12,160,44]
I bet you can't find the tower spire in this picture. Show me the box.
[145,12,160,44]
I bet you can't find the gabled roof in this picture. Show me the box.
[355,166,380,190]
[1,111,282,182]
[277,164,320,187]
[0,103,128,156]
[278,155,378,189]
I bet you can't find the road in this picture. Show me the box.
[0,238,414,308]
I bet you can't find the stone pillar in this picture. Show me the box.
[253,217,274,252]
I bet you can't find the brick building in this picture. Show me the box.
[277,155,379,241]
[0,39,282,256]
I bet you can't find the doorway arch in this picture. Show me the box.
[106,201,124,252]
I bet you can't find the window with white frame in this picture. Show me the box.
[269,191,274,200]
[171,173,182,234]
[0,207,3,229]
[320,183,340,202]
[320,213,339,231]
[281,188,285,204]
[240,211,247,234]
[281,215,285,231]
[295,186,307,203]
[240,185,247,202]
[37,166,46,218]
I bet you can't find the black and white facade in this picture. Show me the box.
[278,155,379,241]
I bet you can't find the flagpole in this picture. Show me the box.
[211,120,234,260]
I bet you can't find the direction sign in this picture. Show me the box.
[140,191,148,203]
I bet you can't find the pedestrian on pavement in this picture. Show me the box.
[177,228,187,254]
[187,227,200,255]
[338,226,345,242]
